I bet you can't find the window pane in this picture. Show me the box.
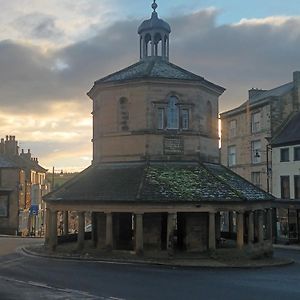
[251,140,261,164]
[251,112,261,133]
[228,146,236,166]
[157,108,164,129]
[167,96,179,129]
[280,148,289,162]
[281,176,290,199]
[294,147,300,161]
[229,120,237,138]
[181,109,189,130]
[0,195,8,217]
[295,175,300,199]
[251,172,261,187]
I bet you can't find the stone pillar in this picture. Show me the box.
[167,213,176,254]
[258,210,264,243]
[77,212,85,250]
[228,211,234,238]
[248,211,254,244]
[63,211,68,235]
[91,212,97,247]
[135,213,144,255]
[266,209,273,241]
[44,208,50,245]
[215,212,221,241]
[49,210,57,251]
[151,36,155,56]
[105,213,113,250]
[208,212,216,250]
[236,212,244,249]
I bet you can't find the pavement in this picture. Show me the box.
[21,240,295,269]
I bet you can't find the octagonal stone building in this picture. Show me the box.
[44,1,274,256]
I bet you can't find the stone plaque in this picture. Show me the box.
[164,136,184,155]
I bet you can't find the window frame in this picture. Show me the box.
[251,112,261,133]
[280,148,290,162]
[229,119,237,138]
[294,146,300,161]
[228,145,237,167]
[251,140,262,164]
[281,176,290,199]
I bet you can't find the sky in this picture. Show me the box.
[0,0,300,172]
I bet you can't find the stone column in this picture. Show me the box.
[167,213,176,254]
[248,211,254,244]
[215,212,221,241]
[44,208,50,245]
[77,212,85,250]
[151,36,155,56]
[135,213,144,255]
[236,212,244,249]
[105,213,113,250]
[266,209,273,241]
[228,211,234,238]
[49,210,57,251]
[63,211,68,235]
[258,210,264,243]
[209,212,216,250]
[91,212,97,247]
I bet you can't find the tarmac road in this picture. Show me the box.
[0,236,300,300]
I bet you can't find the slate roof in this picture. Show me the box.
[0,154,47,173]
[44,162,273,203]
[271,111,300,147]
[221,82,294,117]
[0,155,18,168]
[93,58,225,93]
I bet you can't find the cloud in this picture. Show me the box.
[1,8,300,169]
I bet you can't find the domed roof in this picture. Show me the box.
[138,11,171,34]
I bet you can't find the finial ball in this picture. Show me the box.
[152,1,158,12]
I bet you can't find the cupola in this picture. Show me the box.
[138,1,171,61]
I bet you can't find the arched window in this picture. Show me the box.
[206,101,213,134]
[167,96,179,129]
[144,34,151,57]
[119,97,129,131]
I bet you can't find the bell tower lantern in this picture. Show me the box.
[138,1,171,61]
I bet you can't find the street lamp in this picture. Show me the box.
[254,143,272,193]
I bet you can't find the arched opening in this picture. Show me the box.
[164,35,168,58]
[154,33,162,57]
[144,34,151,57]
[167,96,179,129]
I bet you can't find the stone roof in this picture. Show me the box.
[271,111,300,147]
[44,162,273,203]
[138,11,171,34]
[94,58,225,93]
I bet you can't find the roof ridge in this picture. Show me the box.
[200,162,246,200]
[95,61,144,84]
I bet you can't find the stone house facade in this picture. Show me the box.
[0,136,48,235]
[221,71,300,193]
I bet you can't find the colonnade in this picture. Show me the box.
[45,208,274,253]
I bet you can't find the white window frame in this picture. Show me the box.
[229,120,237,138]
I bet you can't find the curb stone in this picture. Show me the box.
[21,245,295,269]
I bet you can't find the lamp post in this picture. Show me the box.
[254,143,272,193]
